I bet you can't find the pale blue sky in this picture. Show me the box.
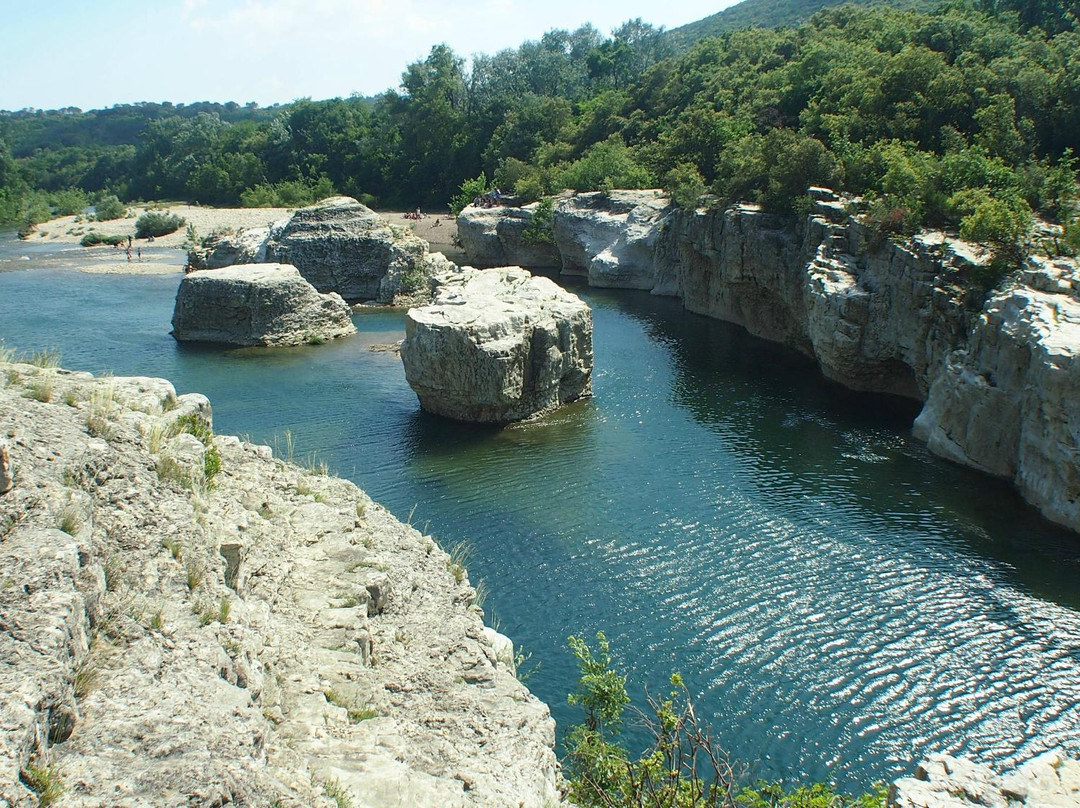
[1,0,736,111]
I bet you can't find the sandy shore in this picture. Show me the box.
[25,204,463,274]
[32,204,293,248]
[377,209,462,262]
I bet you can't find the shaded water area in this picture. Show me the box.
[2,245,1079,792]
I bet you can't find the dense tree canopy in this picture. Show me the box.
[1,0,1078,261]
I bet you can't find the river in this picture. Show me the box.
[2,238,1079,792]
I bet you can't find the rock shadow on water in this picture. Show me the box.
[400,394,599,466]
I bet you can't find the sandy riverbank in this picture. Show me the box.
[23,204,462,274]
[31,204,293,248]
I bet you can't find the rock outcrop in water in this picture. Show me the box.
[171,263,356,346]
[913,259,1080,530]
[889,750,1080,808]
[0,360,561,807]
[401,267,593,423]
[186,225,275,271]
[462,190,1080,532]
[456,203,561,268]
[553,190,673,290]
[187,197,453,304]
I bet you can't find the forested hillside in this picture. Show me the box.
[665,0,932,50]
[2,0,1078,263]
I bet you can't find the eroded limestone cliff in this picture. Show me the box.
[462,191,1080,532]
[0,361,560,807]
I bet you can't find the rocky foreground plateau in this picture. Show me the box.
[0,360,560,807]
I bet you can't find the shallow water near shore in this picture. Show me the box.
[2,253,1079,792]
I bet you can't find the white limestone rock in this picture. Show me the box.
[187,198,449,304]
[913,257,1080,531]
[457,203,561,268]
[0,437,11,494]
[890,751,1080,808]
[187,225,274,270]
[552,190,673,290]
[171,263,356,347]
[401,267,593,423]
[0,360,563,808]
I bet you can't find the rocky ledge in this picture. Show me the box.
[188,197,455,305]
[0,360,561,806]
[171,263,357,346]
[400,267,593,423]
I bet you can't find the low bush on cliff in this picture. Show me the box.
[522,197,556,247]
[565,633,884,808]
[134,211,185,238]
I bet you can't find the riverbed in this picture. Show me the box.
[1,238,1078,792]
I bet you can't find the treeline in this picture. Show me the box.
[2,0,1079,261]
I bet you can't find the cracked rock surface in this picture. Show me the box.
[0,361,561,807]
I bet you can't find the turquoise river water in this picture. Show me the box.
[2,236,1079,792]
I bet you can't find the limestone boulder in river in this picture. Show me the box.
[171,263,356,346]
[457,202,561,268]
[401,267,593,423]
[187,197,449,304]
[265,196,435,303]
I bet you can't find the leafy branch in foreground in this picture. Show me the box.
[564,632,885,808]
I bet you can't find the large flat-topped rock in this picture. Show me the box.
[265,196,433,303]
[187,197,448,304]
[401,267,593,423]
[171,262,356,346]
[553,190,673,289]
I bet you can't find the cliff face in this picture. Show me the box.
[0,362,561,807]
[533,191,1080,532]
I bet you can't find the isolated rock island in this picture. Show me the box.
[188,197,451,304]
[170,263,356,346]
[400,267,593,423]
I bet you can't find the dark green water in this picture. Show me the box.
[2,253,1079,791]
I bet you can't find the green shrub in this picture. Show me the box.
[951,188,1033,290]
[449,174,491,217]
[564,633,885,808]
[80,232,127,247]
[239,176,336,208]
[94,194,126,221]
[50,188,88,217]
[522,197,556,246]
[558,136,654,192]
[135,211,186,238]
[664,163,707,210]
